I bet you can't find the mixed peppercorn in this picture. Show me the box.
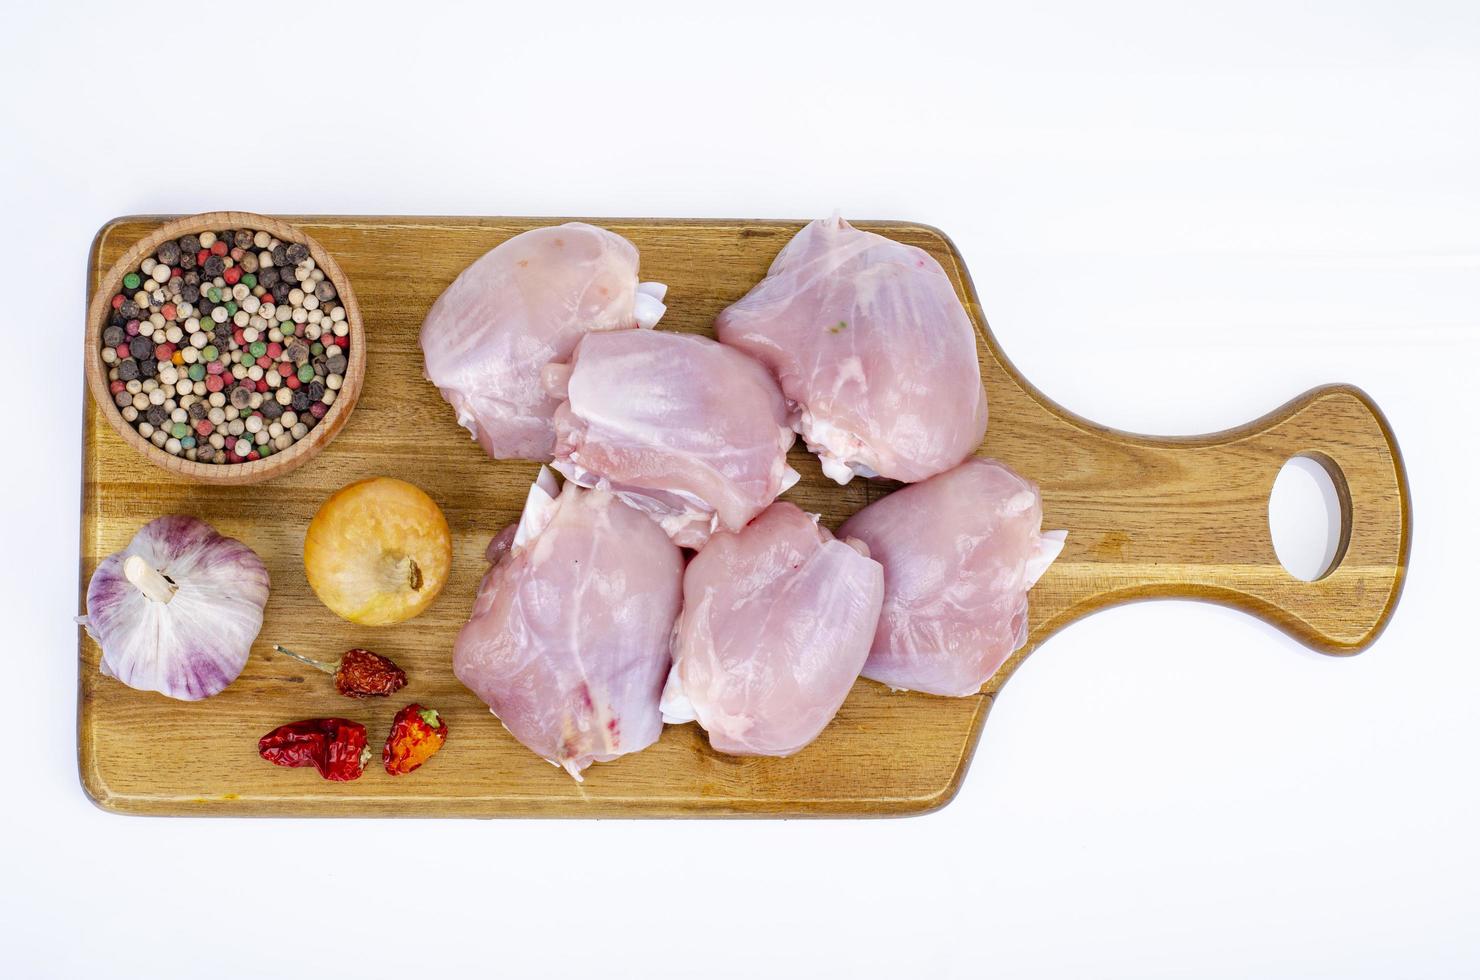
[99,227,351,463]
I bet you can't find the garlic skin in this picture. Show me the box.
[80,515,270,701]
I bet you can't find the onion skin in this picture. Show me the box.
[81,515,271,701]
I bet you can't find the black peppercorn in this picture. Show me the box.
[102,325,125,347]
[188,401,208,421]
[307,379,326,401]
[230,385,252,410]
[183,270,200,286]
[113,390,131,408]
[120,300,140,319]
[314,280,337,302]
[203,255,225,277]
[260,399,283,420]
[179,251,197,271]
[291,390,311,413]
[234,230,254,250]
[156,241,181,266]
[259,267,279,288]
[146,405,168,427]
[117,358,140,381]
[128,335,153,360]
[271,244,289,267]
[138,358,157,378]
[178,234,200,254]
[325,353,347,377]
[181,284,200,304]
[285,242,309,265]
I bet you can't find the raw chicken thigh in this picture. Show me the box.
[546,329,800,548]
[716,214,988,484]
[452,468,684,780]
[838,458,1065,697]
[420,222,667,461]
[662,502,884,756]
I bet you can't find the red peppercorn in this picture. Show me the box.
[248,451,261,460]
[224,266,242,285]
[196,248,210,266]
[266,342,283,358]
[256,379,269,393]
[109,380,126,394]
[232,328,246,346]
[206,360,225,375]
[210,240,228,256]
[205,374,224,393]
[195,420,214,436]
[256,355,272,369]
[154,343,174,360]
[161,303,176,321]
[285,373,301,389]
[110,294,125,310]
[229,247,244,261]
[116,343,130,359]
[310,401,329,419]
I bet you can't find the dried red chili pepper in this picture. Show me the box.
[383,704,449,775]
[258,718,371,781]
[272,644,407,697]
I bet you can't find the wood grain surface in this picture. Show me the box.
[79,216,1411,817]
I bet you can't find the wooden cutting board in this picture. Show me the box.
[79,216,1411,817]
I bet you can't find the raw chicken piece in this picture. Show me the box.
[661,502,884,756]
[547,329,799,548]
[716,214,988,485]
[420,222,667,461]
[838,458,1065,697]
[452,468,684,780]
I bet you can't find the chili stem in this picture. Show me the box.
[123,554,178,604]
[272,645,337,675]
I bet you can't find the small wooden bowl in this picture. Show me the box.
[85,211,366,485]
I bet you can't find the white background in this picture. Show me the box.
[3,2,1477,977]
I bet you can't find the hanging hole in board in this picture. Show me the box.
[1268,453,1353,582]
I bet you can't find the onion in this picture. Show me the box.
[79,515,270,701]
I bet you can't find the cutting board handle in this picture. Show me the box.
[1043,383,1410,654]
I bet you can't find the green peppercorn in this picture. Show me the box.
[241,273,257,288]
[188,363,206,381]
[123,272,141,290]
[248,341,267,358]
[297,363,315,383]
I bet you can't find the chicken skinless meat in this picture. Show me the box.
[716,214,987,484]
[661,502,884,757]
[420,223,667,461]
[451,468,684,780]
[547,329,799,548]
[838,458,1066,697]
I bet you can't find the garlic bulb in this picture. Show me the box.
[80,515,270,701]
